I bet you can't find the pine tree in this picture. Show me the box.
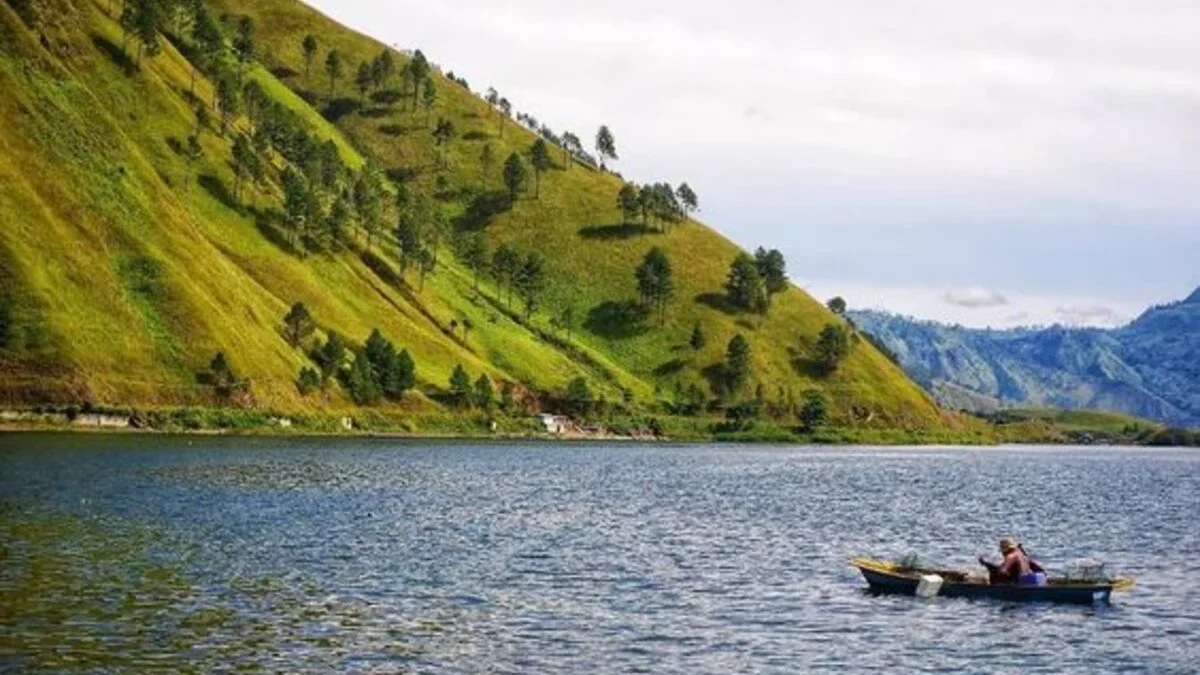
[353,166,385,249]
[207,352,246,399]
[314,332,347,383]
[725,253,769,313]
[473,374,494,409]
[755,247,788,295]
[461,233,488,290]
[449,364,472,406]
[724,334,752,394]
[325,49,343,98]
[479,143,496,188]
[515,252,547,317]
[492,244,520,307]
[395,201,423,275]
[282,168,309,246]
[301,34,318,81]
[618,184,640,225]
[355,62,373,103]
[408,50,430,110]
[529,139,552,198]
[595,125,617,168]
[635,247,674,324]
[392,349,416,398]
[503,152,527,202]
[282,301,316,347]
[676,182,699,216]
[345,348,382,405]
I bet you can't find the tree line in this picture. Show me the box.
[617,182,698,232]
[483,85,625,175]
[283,301,546,415]
[283,301,416,404]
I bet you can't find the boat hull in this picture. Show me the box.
[853,558,1129,605]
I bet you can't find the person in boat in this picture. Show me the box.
[979,537,1047,585]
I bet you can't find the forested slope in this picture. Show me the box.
[0,0,963,433]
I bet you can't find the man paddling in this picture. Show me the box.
[979,537,1047,585]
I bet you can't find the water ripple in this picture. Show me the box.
[1,437,1198,673]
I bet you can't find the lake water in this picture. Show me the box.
[1,435,1198,673]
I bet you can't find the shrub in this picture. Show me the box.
[282,301,316,347]
[296,367,321,395]
[798,390,828,432]
[473,374,494,409]
[815,324,851,375]
[343,349,381,405]
[449,365,472,407]
[565,377,593,416]
[206,352,249,399]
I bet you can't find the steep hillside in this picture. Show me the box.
[851,288,1200,426]
[0,0,960,433]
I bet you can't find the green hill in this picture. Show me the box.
[0,0,966,436]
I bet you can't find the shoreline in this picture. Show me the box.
[4,425,1196,450]
[2,405,1194,447]
[0,422,658,444]
[0,419,1153,449]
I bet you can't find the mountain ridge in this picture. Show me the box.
[851,289,1200,426]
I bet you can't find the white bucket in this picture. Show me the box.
[916,574,944,598]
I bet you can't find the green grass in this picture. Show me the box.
[984,408,1163,445]
[245,63,363,168]
[999,408,1161,433]
[0,0,963,435]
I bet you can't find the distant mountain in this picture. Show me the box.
[850,288,1200,426]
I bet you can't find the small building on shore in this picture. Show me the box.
[536,413,568,434]
[73,413,132,428]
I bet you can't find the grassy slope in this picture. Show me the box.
[212,0,961,430]
[998,409,1161,434]
[0,0,963,432]
[0,0,603,414]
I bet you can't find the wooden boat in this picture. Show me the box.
[851,557,1134,605]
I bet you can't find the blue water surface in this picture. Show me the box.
[1,434,1197,673]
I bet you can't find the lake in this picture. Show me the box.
[1,434,1198,673]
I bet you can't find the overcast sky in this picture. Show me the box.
[306,0,1200,327]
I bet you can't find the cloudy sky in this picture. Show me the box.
[307,0,1200,327]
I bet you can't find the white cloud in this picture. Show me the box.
[942,288,1009,309]
[804,281,1141,329]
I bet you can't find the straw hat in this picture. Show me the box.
[999,537,1019,553]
